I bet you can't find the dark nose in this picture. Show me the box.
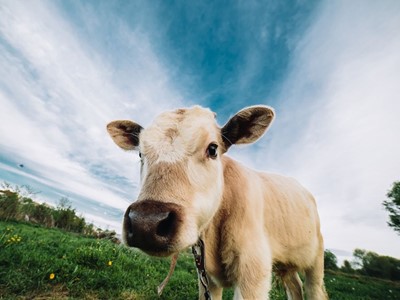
[123,200,183,253]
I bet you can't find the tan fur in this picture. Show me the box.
[107,106,328,300]
[140,106,219,164]
[203,157,328,299]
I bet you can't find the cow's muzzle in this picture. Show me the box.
[123,200,183,255]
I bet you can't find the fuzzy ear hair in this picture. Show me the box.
[106,120,143,150]
[221,105,274,151]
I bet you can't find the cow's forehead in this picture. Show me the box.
[140,106,219,163]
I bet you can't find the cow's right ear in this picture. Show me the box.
[221,105,274,152]
[106,120,143,150]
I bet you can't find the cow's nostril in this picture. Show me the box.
[156,211,176,237]
[127,211,135,235]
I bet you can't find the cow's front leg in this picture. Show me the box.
[234,244,272,299]
[198,278,223,300]
[234,275,271,300]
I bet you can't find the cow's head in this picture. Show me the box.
[107,105,274,256]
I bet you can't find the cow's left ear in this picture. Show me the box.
[221,105,274,151]
[107,120,143,151]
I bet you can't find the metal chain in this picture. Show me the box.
[192,238,212,300]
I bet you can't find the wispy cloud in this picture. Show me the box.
[263,1,400,258]
[0,0,183,230]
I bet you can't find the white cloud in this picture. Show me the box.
[265,1,400,258]
[0,0,183,229]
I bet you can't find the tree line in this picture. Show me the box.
[0,182,118,243]
[324,249,400,281]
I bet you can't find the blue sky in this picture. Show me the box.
[1,0,400,263]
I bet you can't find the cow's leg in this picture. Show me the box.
[198,278,223,300]
[304,248,328,300]
[233,244,272,299]
[233,286,243,300]
[233,274,271,300]
[281,271,304,300]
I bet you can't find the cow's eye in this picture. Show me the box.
[206,143,218,159]
[139,152,142,159]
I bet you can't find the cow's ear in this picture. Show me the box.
[107,120,143,150]
[221,105,274,151]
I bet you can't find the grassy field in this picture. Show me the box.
[0,221,399,299]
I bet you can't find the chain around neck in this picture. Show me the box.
[192,238,212,300]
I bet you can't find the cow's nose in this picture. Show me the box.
[123,200,182,253]
[127,210,176,238]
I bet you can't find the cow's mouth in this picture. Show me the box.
[123,200,184,256]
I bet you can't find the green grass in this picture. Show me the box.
[0,221,399,299]
[324,271,400,300]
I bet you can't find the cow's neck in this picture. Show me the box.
[202,155,250,286]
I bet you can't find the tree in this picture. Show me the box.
[352,248,366,270]
[340,260,355,274]
[53,197,75,231]
[57,197,72,210]
[383,181,400,234]
[324,250,338,270]
[52,197,87,233]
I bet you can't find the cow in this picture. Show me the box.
[107,105,328,300]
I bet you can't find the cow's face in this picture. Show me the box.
[107,105,274,256]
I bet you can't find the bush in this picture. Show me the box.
[32,203,54,227]
[0,190,19,220]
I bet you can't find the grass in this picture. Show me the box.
[0,220,399,299]
[325,271,400,299]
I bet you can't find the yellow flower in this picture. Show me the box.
[49,273,55,280]
[108,260,112,266]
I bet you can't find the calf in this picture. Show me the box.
[107,105,328,300]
